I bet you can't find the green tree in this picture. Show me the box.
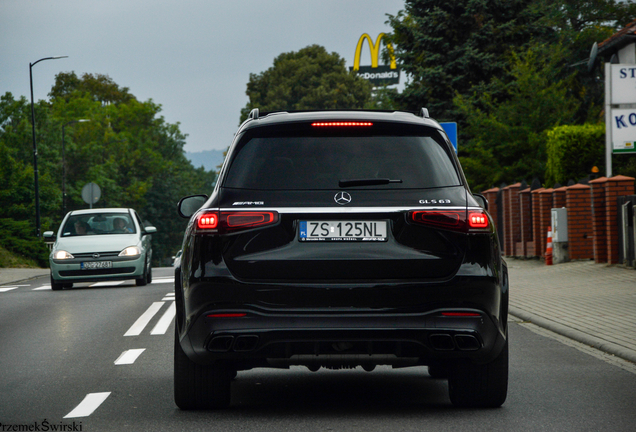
[541,0,636,123]
[0,72,217,266]
[384,0,552,120]
[455,43,579,191]
[240,45,373,122]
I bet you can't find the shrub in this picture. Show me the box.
[0,219,50,267]
[545,123,605,186]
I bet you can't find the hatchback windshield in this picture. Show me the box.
[61,213,136,237]
[224,132,461,190]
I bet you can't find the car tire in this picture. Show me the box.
[174,328,232,410]
[146,266,152,284]
[51,275,64,291]
[448,339,508,408]
[136,263,148,286]
[428,364,449,379]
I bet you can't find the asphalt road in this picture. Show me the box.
[1,268,635,431]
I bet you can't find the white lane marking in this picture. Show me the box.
[89,281,126,287]
[151,277,174,284]
[114,348,146,365]
[124,302,164,336]
[161,292,175,301]
[151,302,176,335]
[0,287,19,292]
[64,392,111,418]
[33,285,51,291]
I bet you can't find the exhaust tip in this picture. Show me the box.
[454,334,481,351]
[233,335,259,352]
[429,334,455,351]
[208,335,234,352]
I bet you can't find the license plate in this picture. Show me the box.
[299,221,387,242]
[81,261,113,269]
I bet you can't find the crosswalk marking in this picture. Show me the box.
[152,277,174,284]
[0,287,19,292]
[64,392,111,418]
[2,275,174,292]
[151,302,176,335]
[89,281,126,287]
[114,348,146,365]
[124,302,164,336]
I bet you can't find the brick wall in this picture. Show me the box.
[482,187,499,235]
[537,189,554,257]
[590,177,608,263]
[531,188,545,257]
[519,188,533,257]
[565,184,594,260]
[503,183,521,256]
[553,186,568,209]
[482,176,634,263]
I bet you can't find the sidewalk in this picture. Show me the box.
[0,268,49,285]
[507,258,636,364]
[2,261,635,364]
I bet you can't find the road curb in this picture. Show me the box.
[510,306,636,365]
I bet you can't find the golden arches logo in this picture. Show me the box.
[352,33,396,71]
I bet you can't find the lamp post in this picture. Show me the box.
[30,55,68,237]
[62,119,90,215]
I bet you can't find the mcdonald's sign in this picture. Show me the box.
[349,33,400,86]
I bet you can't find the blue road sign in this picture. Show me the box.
[440,122,458,153]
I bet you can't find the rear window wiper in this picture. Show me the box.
[339,178,403,188]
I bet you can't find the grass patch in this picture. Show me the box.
[0,244,43,268]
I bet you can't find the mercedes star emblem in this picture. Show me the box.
[334,191,352,205]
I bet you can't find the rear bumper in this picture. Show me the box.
[177,275,508,369]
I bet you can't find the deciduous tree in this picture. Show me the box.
[240,45,373,122]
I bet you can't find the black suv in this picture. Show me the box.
[175,109,509,409]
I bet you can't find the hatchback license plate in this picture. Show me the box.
[81,261,113,270]
[299,221,387,242]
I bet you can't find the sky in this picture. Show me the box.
[1,0,406,152]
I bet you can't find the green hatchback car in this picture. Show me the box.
[44,208,156,290]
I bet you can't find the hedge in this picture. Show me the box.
[0,219,50,267]
[545,123,605,187]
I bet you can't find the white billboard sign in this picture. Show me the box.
[610,108,636,153]
[611,64,636,104]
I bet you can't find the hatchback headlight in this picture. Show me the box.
[119,246,141,257]
[53,250,74,260]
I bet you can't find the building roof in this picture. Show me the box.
[598,19,636,56]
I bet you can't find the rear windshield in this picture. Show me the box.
[224,124,461,190]
[61,213,136,237]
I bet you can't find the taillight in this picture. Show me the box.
[441,312,481,317]
[198,214,218,229]
[311,122,373,127]
[411,211,463,229]
[468,211,489,229]
[195,211,279,234]
[206,313,247,318]
[410,209,490,232]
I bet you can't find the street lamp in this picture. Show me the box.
[30,55,68,237]
[62,119,90,215]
